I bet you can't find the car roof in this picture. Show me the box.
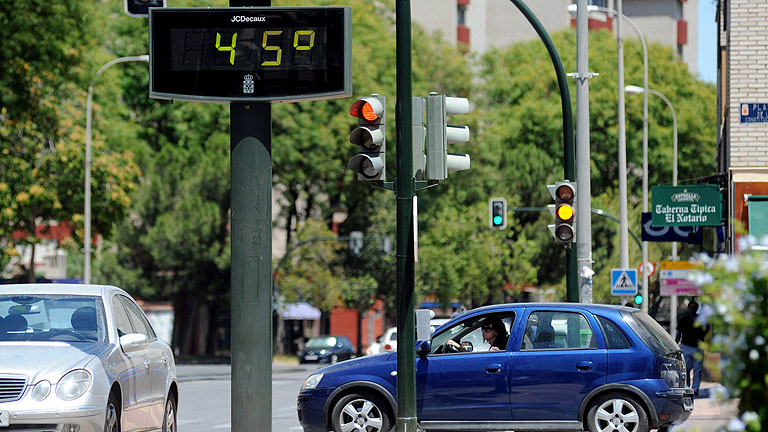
[465,302,631,315]
[0,283,127,297]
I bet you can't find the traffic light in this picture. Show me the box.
[634,294,644,306]
[489,198,507,230]
[124,0,165,17]
[426,93,471,180]
[348,96,386,181]
[547,181,577,243]
[412,97,427,180]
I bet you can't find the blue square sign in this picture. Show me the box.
[611,268,638,295]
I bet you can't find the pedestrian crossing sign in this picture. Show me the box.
[611,268,638,295]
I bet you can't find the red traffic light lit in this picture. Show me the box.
[350,98,383,122]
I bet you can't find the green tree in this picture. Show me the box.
[473,29,716,299]
[698,247,768,431]
[0,0,140,280]
[341,274,379,355]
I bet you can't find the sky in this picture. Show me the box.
[698,0,717,83]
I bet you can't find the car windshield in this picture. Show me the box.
[0,295,107,343]
[306,336,337,348]
[622,309,679,356]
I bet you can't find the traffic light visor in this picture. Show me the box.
[556,204,574,221]
[350,99,382,122]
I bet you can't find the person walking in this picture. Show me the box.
[676,300,710,396]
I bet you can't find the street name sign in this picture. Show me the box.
[611,268,638,296]
[740,103,768,124]
[651,185,721,227]
[149,7,352,102]
[659,260,701,296]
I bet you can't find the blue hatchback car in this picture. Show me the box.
[297,303,693,432]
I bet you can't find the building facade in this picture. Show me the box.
[718,0,768,251]
[411,0,698,75]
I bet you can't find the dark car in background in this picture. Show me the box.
[297,303,693,432]
[298,335,355,364]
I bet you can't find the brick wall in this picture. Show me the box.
[728,0,768,166]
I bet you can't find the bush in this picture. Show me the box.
[696,238,768,431]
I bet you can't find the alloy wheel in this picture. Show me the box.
[337,397,385,432]
[592,398,641,432]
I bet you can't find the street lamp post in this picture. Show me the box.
[84,55,149,284]
[626,85,678,335]
[567,3,649,310]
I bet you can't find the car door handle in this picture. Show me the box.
[485,363,502,374]
[144,359,151,369]
[577,361,593,371]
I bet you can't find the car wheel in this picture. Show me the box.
[331,392,391,432]
[104,391,121,432]
[587,392,649,432]
[163,393,177,432]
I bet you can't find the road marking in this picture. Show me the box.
[213,424,231,429]
[177,420,200,425]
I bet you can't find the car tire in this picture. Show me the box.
[104,391,121,432]
[586,392,649,432]
[330,392,391,432]
[163,393,177,432]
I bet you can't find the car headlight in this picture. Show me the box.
[32,380,51,401]
[56,370,92,401]
[301,373,324,391]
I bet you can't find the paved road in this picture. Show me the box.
[177,363,320,432]
[176,364,736,432]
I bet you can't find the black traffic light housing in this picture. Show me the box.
[489,197,507,230]
[125,0,165,17]
[547,181,576,243]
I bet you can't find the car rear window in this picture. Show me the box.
[621,310,679,356]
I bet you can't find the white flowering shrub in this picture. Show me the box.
[695,237,768,431]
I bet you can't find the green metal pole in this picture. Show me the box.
[509,0,578,302]
[230,2,271,431]
[395,0,419,431]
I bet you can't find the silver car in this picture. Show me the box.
[0,284,178,432]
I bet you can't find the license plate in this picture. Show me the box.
[304,355,318,361]
[683,397,693,411]
[0,410,9,427]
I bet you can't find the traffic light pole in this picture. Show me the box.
[509,0,578,302]
[395,1,421,431]
[229,5,271,432]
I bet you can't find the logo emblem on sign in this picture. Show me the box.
[243,74,254,94]
[671,190,700,203]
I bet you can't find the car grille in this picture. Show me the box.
[0,374,28,402]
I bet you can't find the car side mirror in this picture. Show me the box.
[417,340,431,358]
[120,333,150,353]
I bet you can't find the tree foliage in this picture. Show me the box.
[0,0,718,355]
[472,29,716,301]
[0,0,140,279]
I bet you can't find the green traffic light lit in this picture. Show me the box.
[493,216,503,226]
[634,295,643,305]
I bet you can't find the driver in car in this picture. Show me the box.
[447,316,509,352]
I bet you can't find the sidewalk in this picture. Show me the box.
[674,382,738,431]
